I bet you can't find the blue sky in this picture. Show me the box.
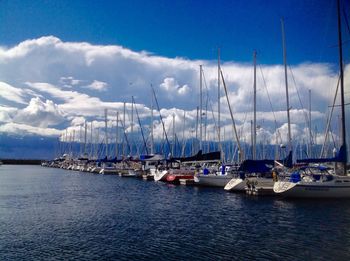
[0,0,346,64]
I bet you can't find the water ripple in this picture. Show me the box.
[1,165,350,260]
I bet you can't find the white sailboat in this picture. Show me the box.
[194,164,238,187]
[224,160,275,192]
[194,50,243,188]
[141,154,164,180]
[274,162,350,198]
[225,50,264,193]
[225,49,291,194]
[273,0,349,198]
[243,15,297,195]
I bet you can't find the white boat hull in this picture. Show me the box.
[194,174,233,187]
[119,169,137,177]
[154,170,168,182]
[246,177,274,189]
[224,178,246,191]
[274,176,350,198]
[100,168,118,175]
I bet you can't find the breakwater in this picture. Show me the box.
[0,159,42,165]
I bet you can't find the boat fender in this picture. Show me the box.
[272,171,278,182]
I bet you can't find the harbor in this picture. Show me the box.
[0,0,349,260]
[39,145,350,198]
[36,0,349,200]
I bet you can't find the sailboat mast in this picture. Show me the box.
[123,102,126,156]
[66,130,75,158]
[337,0,347,174]
[309,89,312,158]
[182,110,186,157]
[172,113,175,156]
[131,97,134,156]
[104,108,108,158]
[196,106,199,153]
[84,120,87,156]
[205,96,208,153]
[79,125,82,156]
[253,50,257,160]
[95,128,99,159]
[251,120,253,158]
[133,96,149,155]
[218,48,222,158]
[220,69,243,162]
[64,129,67,156]
[150,87,154,154]
[90,122,93,158]
[116,111,119,158]
[152,86,171,156]
[281,18,292,154]
[199,64,203,151]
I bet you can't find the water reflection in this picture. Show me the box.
[0,165,350,260]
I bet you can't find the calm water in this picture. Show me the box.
[0,165,350,260]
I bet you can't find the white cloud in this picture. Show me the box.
[85,80,108,91]
[0,122,61,136]
[0,36,346,150]
[14,97,65,128]
[59,76,83,88]
[70,116,86,126]
[0,82,28,104]
[159,77,191,97]
[0,105,18,122]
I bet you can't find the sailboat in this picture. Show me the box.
[153,158,195,183]
[273,0,350,198]
[225,47,293,194]
[273,147,350,198]
[224,152,292,192]
[194,50,243,187]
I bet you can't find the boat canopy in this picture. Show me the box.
[237,150,293,173]
[238,159,274,173]
[96,156,121,163]
[173,150,221,163]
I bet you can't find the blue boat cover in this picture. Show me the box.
[238,150,293,173]
[173,150,221,162]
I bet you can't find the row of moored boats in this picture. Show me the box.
[42,147,350,198]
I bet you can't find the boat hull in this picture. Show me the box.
[274,177,350,198]
[194,174,233,187]
[100,167,118,175]
[224,178,246,192]
[166,174,194,184]
[154,170,168,182]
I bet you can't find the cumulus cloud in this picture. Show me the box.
[0,105,18,122]
[160,77,190,96]
[0,122,61,136]
[70,116,87,126]
[59,76,83,88]
[14,97,65,128]
[84,80,108,91]
[0,36,347,151]
[0,82,28,104]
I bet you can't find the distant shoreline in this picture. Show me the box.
[0,159,42,165]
